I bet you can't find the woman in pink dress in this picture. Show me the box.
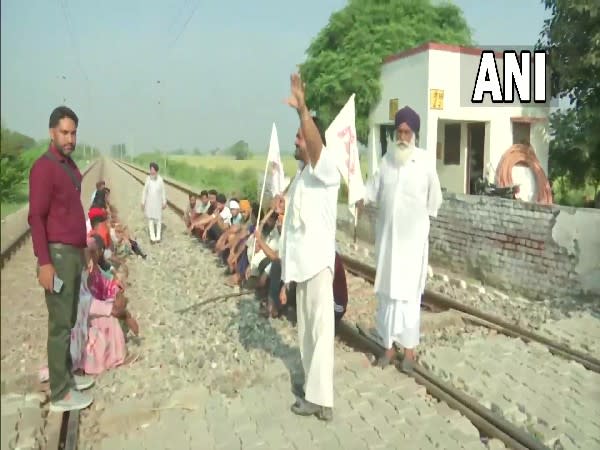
[81,234,127,375]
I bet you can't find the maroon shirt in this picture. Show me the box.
[28,145,87,266]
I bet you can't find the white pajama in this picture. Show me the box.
[364,147,443,354]
[296,267,335,408]
[142,175,166,242]
[376,294,421,349]
[148,219,162,241]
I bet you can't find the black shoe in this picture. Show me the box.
[290,399,333,421]
[290,398,320,416]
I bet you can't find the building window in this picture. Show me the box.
[443,123,461,165]
[513,122,531,145]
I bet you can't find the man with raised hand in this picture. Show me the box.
[280,73,341,421]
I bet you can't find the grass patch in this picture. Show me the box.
[170,154,300,176]
[0,185,28,218]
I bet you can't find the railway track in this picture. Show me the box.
[0,158,102,450]
[114,158,566,450]
[341,256,600,374]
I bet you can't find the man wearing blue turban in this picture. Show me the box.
[358,105,443,371]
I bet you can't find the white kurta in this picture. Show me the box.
[280,148,340,408]
[141,175,167,221]
[365,148,443,348]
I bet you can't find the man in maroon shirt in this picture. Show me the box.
[28,106,94,412]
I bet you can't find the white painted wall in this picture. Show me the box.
[367,47,551,196]
[367,51,429,177]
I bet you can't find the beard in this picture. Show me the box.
[56,142,75,156]
[391,139,415,165]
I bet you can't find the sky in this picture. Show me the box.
[0,0,550,155]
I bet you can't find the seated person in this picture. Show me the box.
[184,193,200,229]
[253,212,284,317]
[83,235,137,375]
[200,194,232,242]
[196,190,211,214]
[90,180,105,207]
[228,204,278,287]
[189,189,218,233]
[215,199,254,255]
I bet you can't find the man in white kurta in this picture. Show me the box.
[141,162,167,243]
[362,106,443,371]
[280,73,340,421]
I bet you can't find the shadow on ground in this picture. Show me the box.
[232,297,305,397]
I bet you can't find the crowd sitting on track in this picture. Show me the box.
[181,187,349,323]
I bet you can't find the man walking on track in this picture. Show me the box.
[359,105,443,372]
[141,162,167,244]
[280,73,341,421]
[28,106,94,412]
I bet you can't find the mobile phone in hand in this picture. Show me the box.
[53,274,64,293]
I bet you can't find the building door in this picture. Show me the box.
[466,122,486,194]
[379,124,395,157]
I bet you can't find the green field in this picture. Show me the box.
[168,154,299,177]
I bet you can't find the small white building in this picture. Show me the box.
[367,42,551,200]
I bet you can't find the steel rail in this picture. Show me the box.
[114,158,551,450]
[341,254,600,373]
[0,160,100,270]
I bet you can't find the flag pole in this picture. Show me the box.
[251,124,273,261]
[353,205,358,244]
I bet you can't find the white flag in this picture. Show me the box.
[266,123,287,195]
[325,93,365,217]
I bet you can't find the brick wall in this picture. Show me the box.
[338,193,600,301]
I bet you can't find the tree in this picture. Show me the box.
[225,140,251,160]
[0,122,34,201]
[299,0,472,143]
[538,0,600,193]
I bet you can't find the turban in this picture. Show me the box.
[394,106,420,133]
[88,207,107,221]
[239,199,251,212]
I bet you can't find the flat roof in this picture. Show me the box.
[384,42,504,64]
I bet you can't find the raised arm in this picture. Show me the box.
[286,73,323,168]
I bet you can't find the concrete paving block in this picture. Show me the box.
[18,407,43,435]
[97,399,158,435]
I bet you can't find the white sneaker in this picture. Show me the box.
[74,374,94,391]
[49,390,93,412]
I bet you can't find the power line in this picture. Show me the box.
[168,0,201,51]
[58,0,93,112]
[167,0,193,33]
